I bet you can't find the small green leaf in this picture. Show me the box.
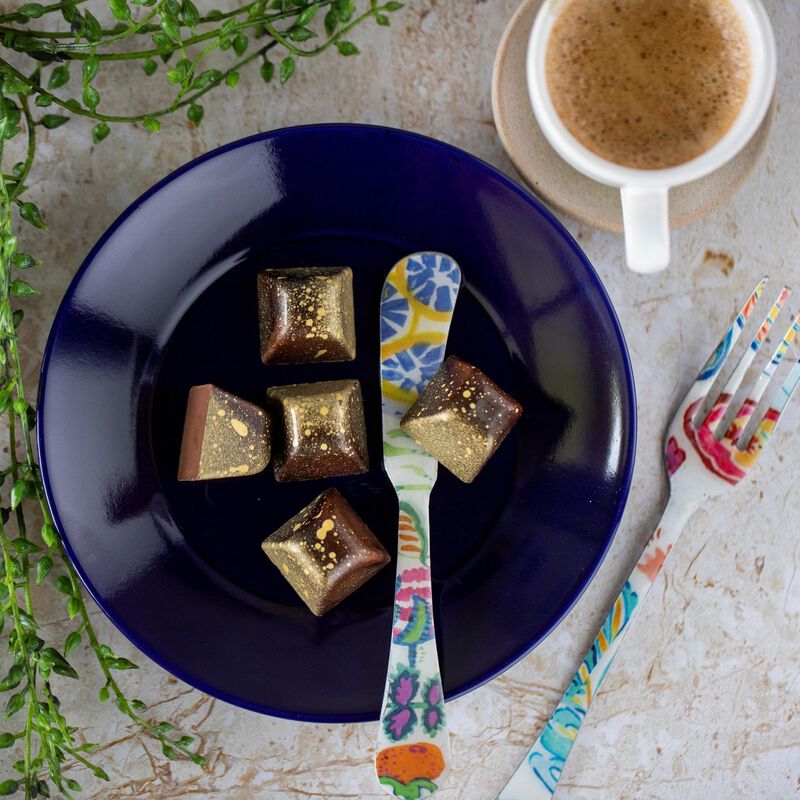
[19,202,45,229]
[11,310,22,328]
[335,40,359,56]
[260,60,274,83]
[82,55,99,85]
[324,7,338,35]
[297,2,319,25]
[142,58,157,76]
[155,721,173,733]
[0,665,23,692]
[82,85,100,110]
[98,685,109,702]
[108,0,131,20]
[0,780,18,796]
[36,781,49,798]
[12,253,38,269]
[39,114,69,130]
[35,556,53,585]
[225,70,239,88]
[12,398,29,417]
[280,56,295,83]
[384,1,403,9]
[0,732,15,748]
[10,279,38,297]
[333,0,353,21]
[162,744,177,760]
[160,13,181,41]
[106,657,138,670]
[187,103,203,125]
[10,479,32,508]
[19,3,45,18]
[181,0,199,27]
[41,523,57,548]
[34,95,52,108]
[177,735,193,746]
[92,122,110,144]
[220,17,236,36]
[56,575,72,595]
[287,26,315,41]
[98,644,114,658]
[191,69,221,90]
[12,538,41,556]
[83,10,102,41]
[4,692,24,719]
[64,779,81,792]
[92,766,109,781]
[142,116,160,133]
[233,32,248,54]
[191,753,208,766]
[67,596,81,619]
[64,631,81,654]
[130,698,147,711]
[375,12,389,25]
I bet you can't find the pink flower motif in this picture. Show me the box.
[665,436,686,475]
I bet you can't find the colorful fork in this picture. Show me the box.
[375,252,462,799]
[499,277,800,799]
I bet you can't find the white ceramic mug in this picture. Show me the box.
[526,0,776,273]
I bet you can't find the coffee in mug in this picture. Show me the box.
[545,0,751,169]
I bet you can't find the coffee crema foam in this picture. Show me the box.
[545,0,751,169]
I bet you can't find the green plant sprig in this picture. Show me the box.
[0,0,404,796]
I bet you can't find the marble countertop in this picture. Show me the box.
[2,0,799,797]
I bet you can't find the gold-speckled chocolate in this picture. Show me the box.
[400,356,522,483]
[262,488,390,616]
[257,267,356,364]
[177,385,270,481]
[267,379,368,482]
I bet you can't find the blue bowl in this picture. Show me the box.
[38,125,635,721]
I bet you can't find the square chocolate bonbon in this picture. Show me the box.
[178,384,270,480]
[257,267,356,364]
[262,488,389,616]
[267,379,369,482]
[400,356,522,483]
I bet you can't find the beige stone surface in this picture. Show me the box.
[2,0,800,797]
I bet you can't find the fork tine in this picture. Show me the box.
[739,357,800,466]
[704,286,790,433]
[723,311,800,445]
[688,277,768,404]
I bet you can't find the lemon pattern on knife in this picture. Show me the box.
[377,253,461,799]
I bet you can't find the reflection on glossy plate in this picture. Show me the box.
[38,125,636,721]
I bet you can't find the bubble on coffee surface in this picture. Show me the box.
[545,0,750,170]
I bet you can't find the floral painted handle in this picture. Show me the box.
[497,496,699,800]
[376,486,448,800]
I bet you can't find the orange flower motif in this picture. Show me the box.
[637,543,672,582]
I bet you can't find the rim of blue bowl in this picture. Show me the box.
[37,123,637,721]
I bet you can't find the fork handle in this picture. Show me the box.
[497,495,699,799]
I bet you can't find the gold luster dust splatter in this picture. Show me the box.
[191,387,270,480]
[320,406,330,416]
[320,443,329,451]
[314,349,328,359]
[230,418,248,437]
[463,390,472,398]
[304,428,312,436]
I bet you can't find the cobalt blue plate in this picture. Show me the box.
[38,125,636,721]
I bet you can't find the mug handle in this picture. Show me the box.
[620,185,670,273]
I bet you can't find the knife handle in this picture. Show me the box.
[375,489,450,798]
